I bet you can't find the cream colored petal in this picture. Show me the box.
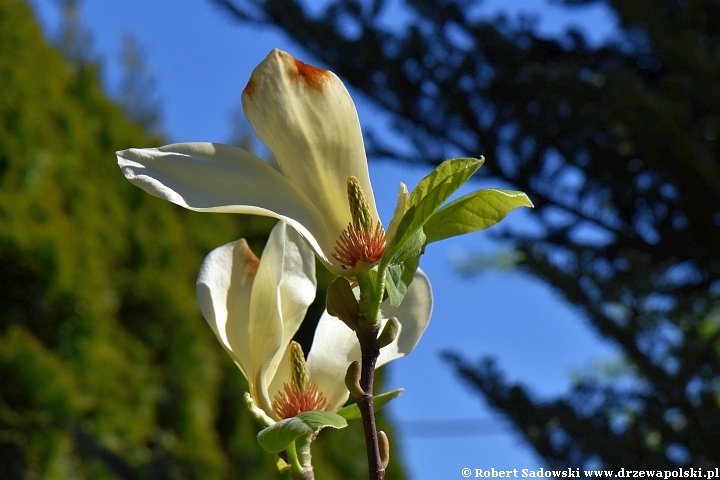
[117,142,335,269]
[306,268,432,410]
[305,311,357,411]
[377,268,433,368]
[242,49,379,265]
[196,238,259,385]
[266,343,292,417]
[248,223,317,415]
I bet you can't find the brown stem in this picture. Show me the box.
[356,323,385,480]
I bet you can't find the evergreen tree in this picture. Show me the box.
[117,34,164,137]
[0,0,404,478]
[212,0,720,468]
[54,0,93,66]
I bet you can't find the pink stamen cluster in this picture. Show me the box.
[332,222,386,269]
[272,381,330,420]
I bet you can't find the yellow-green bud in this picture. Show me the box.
[289,341,309,392]
[275,458,290,474]
[347,176,373,233]
[344,361,364,398]
[242,392,274,427]
[377,317,400,349]
[378,430,390,468]
[326,276,359,330]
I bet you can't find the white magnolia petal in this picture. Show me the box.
[196,239,259,384]
[306,312,358,411]
[117,142,334,267]
[377,268,433,368]
[249,223,317,415]
[242,49,379,255]
[264,223,317,399]
[266,344,292,419]
[306,269,432,410]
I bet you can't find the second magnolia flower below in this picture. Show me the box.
[197,222,433,422]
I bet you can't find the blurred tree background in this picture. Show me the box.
[0,0,405,478]
[211,0,720,469]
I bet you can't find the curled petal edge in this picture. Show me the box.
[117,142,346,273]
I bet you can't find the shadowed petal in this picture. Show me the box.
[377,269,433,368]
[306,268,432,410]
[306,311,357,411]
[196,223,316,417]
[249,223,317,414]
[266,344,292,417]
[196,238,259,385]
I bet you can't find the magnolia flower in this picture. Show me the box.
[198,222,432,420]
[117,49,384,276]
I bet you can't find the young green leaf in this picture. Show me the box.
[391,228,426,264]
[256,411,347,453]
[390,157,483,254]
[385,254,420,307]
[385,182,409,247]
[257,417,311,454]
[406,157,485,209]
[336,389,405,420]
[295,411,348,432]
[423,189,533,244]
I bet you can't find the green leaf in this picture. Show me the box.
[336,389,405,420]
[256,411,347,453]
[257,417,310,454]
[423,189,533,244]
[385,254,420,307]
[406,157,485,210]
[391,228,426,264]
[385,182,409,247]
[295,411,348,432]
[391,157,483,253]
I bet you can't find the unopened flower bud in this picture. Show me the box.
[344,361,364,398]
[376,317,399,349]
[326,276,359,330]
[378,430,390,468]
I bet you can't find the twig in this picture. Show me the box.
[356,322,384,480]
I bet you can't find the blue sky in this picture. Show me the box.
[32,1,619,478]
